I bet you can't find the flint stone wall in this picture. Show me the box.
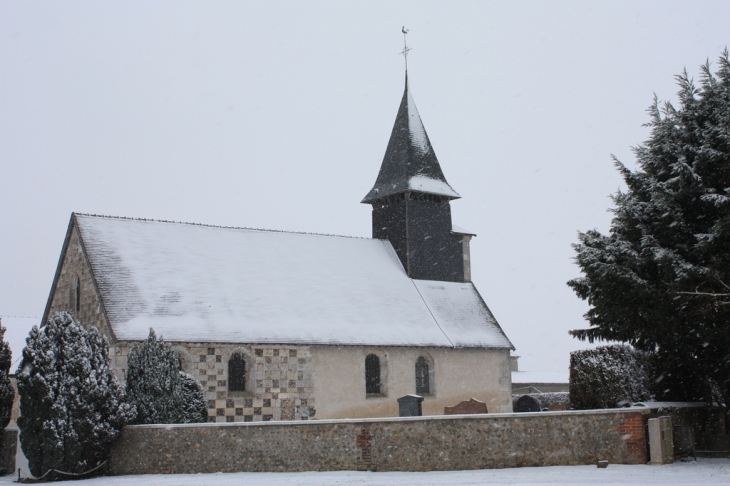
[109,409,649,475]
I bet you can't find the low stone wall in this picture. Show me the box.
[109,409,649,475]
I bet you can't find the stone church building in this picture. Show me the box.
[42,75,515,422]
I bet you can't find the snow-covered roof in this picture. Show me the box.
[511,371,569,384]
[361,74,460,203]
[451,225,475,236]
[73,214,513,349]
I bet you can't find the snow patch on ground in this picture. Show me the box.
[3,459,729,485]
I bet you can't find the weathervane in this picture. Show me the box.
[400,26,411,71]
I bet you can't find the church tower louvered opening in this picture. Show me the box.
[362,74,469,283]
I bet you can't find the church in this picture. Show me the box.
[41,74,515,422]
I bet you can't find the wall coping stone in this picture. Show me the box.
[124,407,650,430]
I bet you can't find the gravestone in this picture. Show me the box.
[547,402,566,411]
[397,395,424,417]
[514,395,541,413]
[444,398,488,415]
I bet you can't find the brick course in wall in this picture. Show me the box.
[109,409,650,475]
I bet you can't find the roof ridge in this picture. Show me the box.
[74,213,374,240]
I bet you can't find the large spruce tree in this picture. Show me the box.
[16,312,135,479]
[569,51,730,421]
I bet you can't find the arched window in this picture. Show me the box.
[365,354,381,394]
[228,352,246,392]
[416,356,429,394]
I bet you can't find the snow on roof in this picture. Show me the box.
[451,225,475,236]
[511,371,569,384]
[75,214,512,348]
[413,281,512,348]
[408,175,460,199]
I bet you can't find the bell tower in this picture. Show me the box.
[362,75,470,283]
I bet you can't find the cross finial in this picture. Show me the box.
[400,27,411,72]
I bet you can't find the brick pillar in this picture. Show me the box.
[620,412,648,464]
[356,425,373,471]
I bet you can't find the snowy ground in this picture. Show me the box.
[1,459,728,486]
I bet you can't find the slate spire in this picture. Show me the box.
[361,74,459,204]
[362,74,468,283]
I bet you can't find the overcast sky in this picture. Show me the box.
[1,1,729,373]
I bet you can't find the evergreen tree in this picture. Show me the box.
[569,51,730,421]
[126,329,187,424]
[179,371,209,423]
[0,324,15,475]
[0,324,14,430]
[16,312,134,479]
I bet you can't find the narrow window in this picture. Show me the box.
[74,277,81,312]
[416,356,429,394]
[228,353,246,391]
[365,354,381,394]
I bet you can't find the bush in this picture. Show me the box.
[16,312,134,479]
[126,329,207,424]
[570,345,653,409]
[180,371,209,423]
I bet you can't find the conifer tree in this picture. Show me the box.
[179,371,209,423]
[0,324,15,475]
[126,329,192,424]
[0,325,14,430]
[569,51,730,421]
[16,312,134,479]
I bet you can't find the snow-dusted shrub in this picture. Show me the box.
[570,345,653,409]
[180,371,208,423]
[126,329,206,424]
[0,325,14,430]
[16,312,135,479]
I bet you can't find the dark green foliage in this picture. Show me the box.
[126,329,206,424]
[180,371,209,423]
[0,325,14,430]
[569,345,653,409]
[16,312,134,479]
[569,51,730,418]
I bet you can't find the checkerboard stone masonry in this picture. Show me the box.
[47,226,315,423]
[191,344,314,423]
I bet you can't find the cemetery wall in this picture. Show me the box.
[109,408,649,475]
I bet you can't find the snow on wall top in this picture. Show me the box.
[75,214,512,348]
